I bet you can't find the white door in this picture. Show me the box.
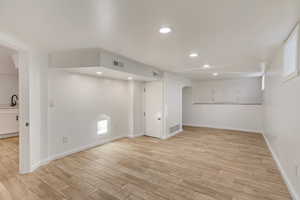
[145,81,163,138]
[18,52,31,173]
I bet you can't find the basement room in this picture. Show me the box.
[0,0,299,199]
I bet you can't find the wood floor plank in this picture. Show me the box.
[0,127,292,200]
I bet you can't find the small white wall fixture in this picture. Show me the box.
[97,114,111,136]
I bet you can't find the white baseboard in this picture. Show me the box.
[183,123,262,134]
[31,135,126,172]
[30,161,43,173]
[48,135,125,162]
[128,132,145,138]
[262,133,299,200]
[163,129,183,140]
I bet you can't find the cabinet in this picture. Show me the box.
[0,108,18,135]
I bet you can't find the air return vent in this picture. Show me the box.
[169,124,180,134]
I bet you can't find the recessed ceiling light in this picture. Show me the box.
[96,71,103,75]
[203,64,211,69]
[128,77,133,80]
[159,27,172,34]
[213,72,219,76]
[189,53,199,58]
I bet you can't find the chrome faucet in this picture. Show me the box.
[11,95,18,107]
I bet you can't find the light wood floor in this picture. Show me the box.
[0,127,291,200]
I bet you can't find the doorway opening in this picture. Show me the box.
[0,39,30,174]
[0,45,20,174]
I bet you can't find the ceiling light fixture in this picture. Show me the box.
[203,64,211,69]
[96,72,103,75]
[213,72,219,76]
[159,27,172,34]
[128,77,133,80]
[189,53,199,58]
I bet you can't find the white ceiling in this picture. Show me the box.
[60,67,158,82]
[0,0,299,79]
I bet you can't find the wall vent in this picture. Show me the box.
[113,60,124,67]
[169,124,180,134]
[152,71,159,77]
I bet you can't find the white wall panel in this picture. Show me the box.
[183,87,263,133]
[48,70,130,157]
[264,44,300,199]
[192,78,262,104]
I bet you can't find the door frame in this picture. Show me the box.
[0,33,31,173]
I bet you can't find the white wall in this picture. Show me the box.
[164,73,191,138]
[40,62,48,162]
[48,70,130,157]
[191,78,262,104]
[49,49,163,79]
[0,49,18,106]
[0,47,17,74]
[263,45,300,199]
[0,74,18,105]
[28,52,49,170]
[183,87,263,133]
[129,81,145,137]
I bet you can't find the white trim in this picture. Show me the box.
[183,123,262,134]
[283,71,298,82]
[163,129,183,140]
[31,135,126,171]
[128,81,135,138]
[48,135,125,162]
[128,133,145,138]
[262,133,299,200]
[29,161,43,173]
[283,23,299,83]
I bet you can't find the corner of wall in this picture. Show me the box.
[262,132,299,200]
[162,128,183,140]
[128,132,145,138]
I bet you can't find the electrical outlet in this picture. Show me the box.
[62,136,68,144]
